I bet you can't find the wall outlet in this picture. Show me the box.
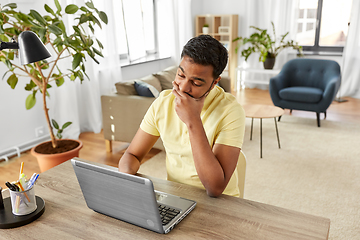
[35,126,45,137]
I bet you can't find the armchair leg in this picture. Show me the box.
[105,139,113,152]
[278,115,282,122]
[316,113,321,127]
[324,111,327,119]
[290,109,293,114]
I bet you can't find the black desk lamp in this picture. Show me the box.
[0,31,48,229]
[0,30,51,65]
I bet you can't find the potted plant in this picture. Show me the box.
[233,22,303,69]
[0,1,108,171]
[202,24,209,34]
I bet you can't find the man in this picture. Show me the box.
[119,35,245,197]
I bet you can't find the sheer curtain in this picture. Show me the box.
[339,0,360,98]
[238,0,298,89]
[49,0,192,139]
[49,0,121,139]
[156,0,193,63]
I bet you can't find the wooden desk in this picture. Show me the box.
[1,160,330,239]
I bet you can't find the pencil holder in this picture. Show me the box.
[9,185,37,216]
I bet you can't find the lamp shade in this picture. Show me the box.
[18,31,51,65]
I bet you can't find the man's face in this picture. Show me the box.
[174,56,219,99]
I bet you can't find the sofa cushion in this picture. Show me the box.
[153,65,178,90]
[115,74,162,96]
[279,86,323,103]
[115,81,137,95]
[134,80,160,98]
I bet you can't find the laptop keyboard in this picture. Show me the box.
[158,204,181,225]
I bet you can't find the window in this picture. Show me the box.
[295,0,352,53]
[113,0,157,63]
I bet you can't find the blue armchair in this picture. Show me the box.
[269,58,341,127]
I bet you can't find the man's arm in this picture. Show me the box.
[187,119,240,197]
[118,128,159,174]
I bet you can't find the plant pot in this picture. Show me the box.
[202,27,209,34]
[263,57,276,69]
[31,139,83,172]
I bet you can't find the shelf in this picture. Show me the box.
[196,14,238,91]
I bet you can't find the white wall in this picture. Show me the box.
[0,0,51,154]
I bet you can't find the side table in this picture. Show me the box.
[243,104,284,158]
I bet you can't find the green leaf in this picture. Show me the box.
[25,92,36,110]
[62,121,72,129]
[79,14,90,24]
[70,73,76,81]
[48,24,63,35]
[7,74,18,89]
[7,51,14,60]
[52,119,59,129]
[4,59,13,70]
[25,80,37,91]
[92,47,103,57]
[96,39,104,49]
[56,77,64,87]
[58,20,66,33]
[85,1,95,9]
[44,4,56,16]
[30,10,47,26]
[54,0,62,15]
[80,7,89,12]
[3,3,17,9]
[38,27,47,40]
[65,4,79,14]
[56,132,62,139]
[98,11,108,24]
[90,15,101,28]
[72,53,82,70]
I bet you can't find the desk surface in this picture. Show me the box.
[1,160,330,239]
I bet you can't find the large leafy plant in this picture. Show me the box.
[233,22,303,62]
[0,0,108,148]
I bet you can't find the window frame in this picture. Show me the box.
[301,0,345,53]
[120,0,159,65]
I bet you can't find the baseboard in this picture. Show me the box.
[0,136,51,162]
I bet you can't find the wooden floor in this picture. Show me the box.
[1,88,359,189]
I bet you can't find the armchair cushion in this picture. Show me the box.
[279,87,323,103]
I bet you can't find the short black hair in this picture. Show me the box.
[181,35,228,79]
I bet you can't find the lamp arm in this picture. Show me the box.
[0,41,19,50]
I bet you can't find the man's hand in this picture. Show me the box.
[172,81,208,126]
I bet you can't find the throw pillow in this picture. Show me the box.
[153,65,178,90]
[115,81,137,95]
[134,80,160,98]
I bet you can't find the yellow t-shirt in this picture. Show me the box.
[140,86,245,196]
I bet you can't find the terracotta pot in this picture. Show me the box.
[31,139,83,172]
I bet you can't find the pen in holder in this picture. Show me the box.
[9,185,37,216]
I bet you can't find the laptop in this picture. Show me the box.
[71,158,196,234]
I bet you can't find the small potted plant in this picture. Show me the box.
[0,1,108,171]
[233,22,303,69]
[202,24,209,34]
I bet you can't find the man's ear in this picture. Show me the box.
[211,76,221,90]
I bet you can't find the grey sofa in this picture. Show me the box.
[101,65,231,152]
